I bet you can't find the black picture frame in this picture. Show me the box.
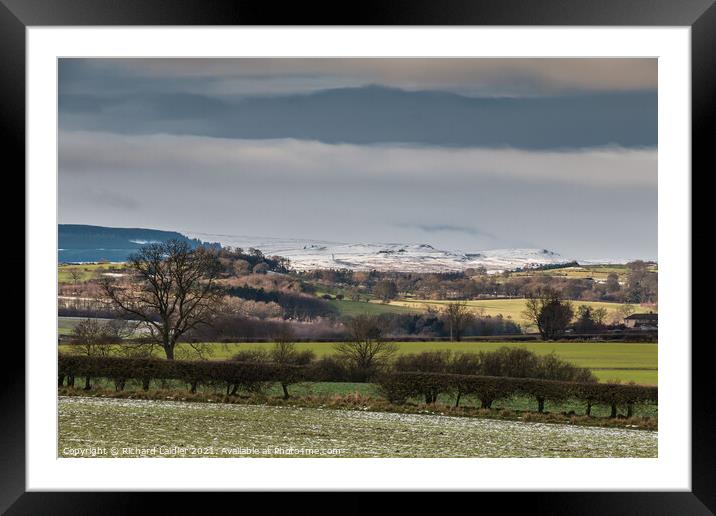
[4,0,709,513]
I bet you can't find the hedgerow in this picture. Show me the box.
[376,371,657,415]
[58,354,657,417]
[58,354,305,397]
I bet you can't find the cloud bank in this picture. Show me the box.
[59,131,657,259]
[59,86,657,150]
[58,58,658,260]
[60,132,656,188]
[60,58,657,97]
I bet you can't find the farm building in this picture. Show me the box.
[624,313,658,329]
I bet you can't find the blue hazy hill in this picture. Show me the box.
[58,224,220,263]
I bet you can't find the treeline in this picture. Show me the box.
[185,316,345,342]
[225,285,337,320]
[216,247,290,275]
[58,353,656,417]
[513,261,580,272]
[64,310,518,344]
[297,260,657,304]
[368,312,521,338]
[183,311,520,342]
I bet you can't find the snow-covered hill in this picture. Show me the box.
[185,232,574,273]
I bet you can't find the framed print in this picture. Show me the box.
[4,0,711,512]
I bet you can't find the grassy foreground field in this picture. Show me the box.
[59,340,657,385]
[59,396,657,458]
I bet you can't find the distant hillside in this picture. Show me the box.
[58,224,220,263]
[185,232,575,273]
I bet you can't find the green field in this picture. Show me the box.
[58,316,146,337]
[58,263,126,283]
[59,340,657,385]
[59,396,657,458]
[508,264,657,282]
[323,297,650,329]
[58,317,83,335]
[387,298,647,327]
[326,299,421,316]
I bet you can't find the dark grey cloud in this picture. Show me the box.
[59,86,656,150]
[59,58,657,98]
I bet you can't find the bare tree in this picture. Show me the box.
[522,287,574,340]
[612,303,636,325]
[271,325,298,364]
[574,305,609,332]
[68,268,83,292]
[334,315,397,381]
[442,301,474,341]
[270,325,314,399]
[605,272,621,293]
[592,307,608,328]
[374,280,398,303]
[100,240,223,360]
[619,303,636,318]
[70,318,115,389]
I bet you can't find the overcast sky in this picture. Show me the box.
[58,58,657,260]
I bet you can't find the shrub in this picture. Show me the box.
[447,352,481,376]
[393,352,453,403]
[375,372,414,404]
[307,356,351,382]
[479,347,541,378]
[393,351,452,374]
[375,371,452,405]
[535,352,597,383]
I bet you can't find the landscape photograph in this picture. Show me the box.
[57,58,658,458]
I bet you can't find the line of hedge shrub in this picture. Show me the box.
[58,354,657,417]
[377,371,657,416]
[58,354,304,395]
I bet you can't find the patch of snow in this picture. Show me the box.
[183,232,584,273]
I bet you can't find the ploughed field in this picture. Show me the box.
[59,397,657,458]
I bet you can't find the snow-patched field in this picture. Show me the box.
[184,232,574,273]
[59,397,657,458]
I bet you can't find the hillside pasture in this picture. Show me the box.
[388,298,648,328]
[58,263,127,284]
[506,263,657,282]
[326,299,422,316]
